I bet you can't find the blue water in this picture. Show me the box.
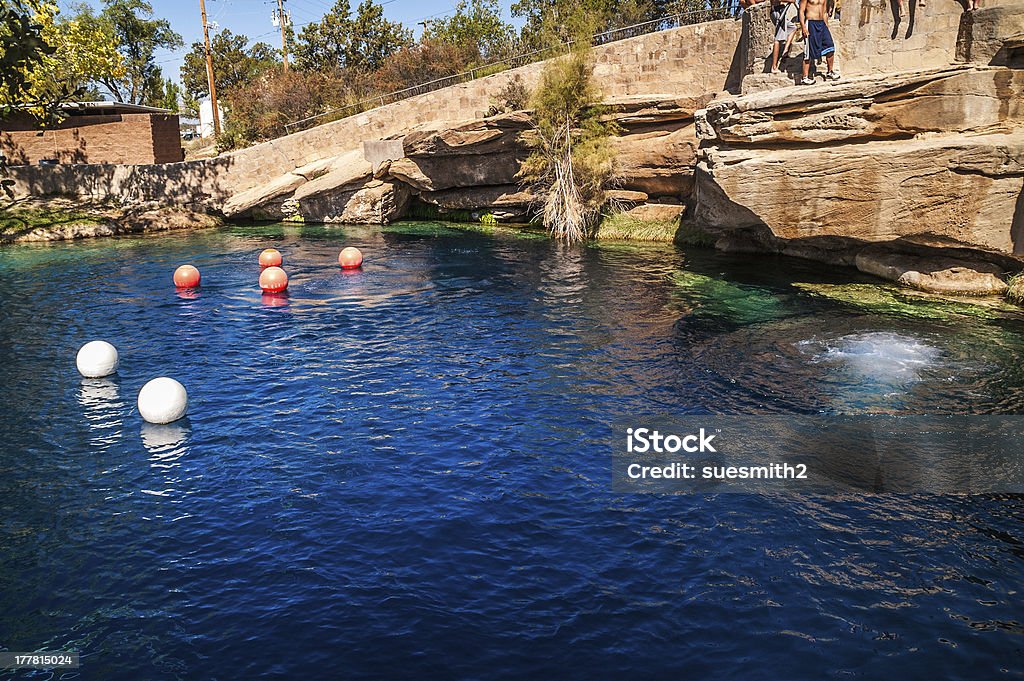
[1,222,1023,679]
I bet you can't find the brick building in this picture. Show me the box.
[0,102,184,166]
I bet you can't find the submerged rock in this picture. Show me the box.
[792,282,1023,320]
[854,247,1009,296]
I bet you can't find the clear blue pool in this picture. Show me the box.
[1,222,1023,679]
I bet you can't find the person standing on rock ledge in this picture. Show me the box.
[800,0,840,84]
[770,0,801,72]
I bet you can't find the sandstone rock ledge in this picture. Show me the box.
[0,201,222,243]
[221,102,699,232]
[691,65,1024,296]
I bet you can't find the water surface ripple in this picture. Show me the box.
[1,223,1022,679]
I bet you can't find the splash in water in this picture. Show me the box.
[797,331,942,383]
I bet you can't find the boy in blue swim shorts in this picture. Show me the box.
[800,0,840,84]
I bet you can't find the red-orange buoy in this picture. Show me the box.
[259,266,288,293]
[259,248,282,268]
[173,265,201,288]
[338,247,363,269]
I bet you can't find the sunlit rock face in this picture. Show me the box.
[218,105,701,226]
[691,61,1024,294]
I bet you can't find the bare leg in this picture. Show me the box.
[782,29,796,59]
[803,59,811,79]
[826,54,835,72]
[771,41,781,71]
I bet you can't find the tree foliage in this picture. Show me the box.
[71,0,182,105]
[0,0,53,118]
[1,0,123,123]
[151,77,180,112]
[422,0,514,63]
[519,33,616,241]
[512,0,670,48]
[180,29,278,115]
[296,0,412,73]
[218,69,346,149]
[372,40,479,93]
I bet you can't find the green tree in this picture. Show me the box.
[180,29,278,115]
[149,76,179,112]
[0,0,54,119]
[295,0,352,71]
[512,0,667,48]
[296,0,412,73]
[518,26,616,241]
[422,0,513,63]
[350,0,413,70]
[73,0,183,105]
[1,1,123,122]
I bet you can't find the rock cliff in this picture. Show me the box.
[692,61,1024,294]
[211,0,1024,297]
[221,100,697,228]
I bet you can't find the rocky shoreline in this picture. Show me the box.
[0,200,222,243]
[4,1,1023,304]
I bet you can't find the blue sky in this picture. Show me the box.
[56,0,521,85]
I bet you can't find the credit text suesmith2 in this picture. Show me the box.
[622,427,808,480]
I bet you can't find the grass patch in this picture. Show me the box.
[594,213,677,242]
[1006,272,1024,306]
[0,204,108,240]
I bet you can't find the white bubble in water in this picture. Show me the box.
[798,331,941,382]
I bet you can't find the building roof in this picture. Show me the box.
[61,101,172,116]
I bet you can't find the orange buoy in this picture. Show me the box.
[338,246,363,269]
[259,248,283,268]
[173,265,201,288]
[259,266,288,293]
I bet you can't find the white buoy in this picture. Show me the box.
[76,340,119,378]
[137,377,188,424]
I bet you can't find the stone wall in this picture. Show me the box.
[741,0,970,82]
[5,18,744,208]
[0,113,183,165]
[833,0,965,75]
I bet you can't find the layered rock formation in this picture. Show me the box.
[221,100,698,227]
[692,62,1024,294]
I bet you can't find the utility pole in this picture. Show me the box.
[277,0,290,71]
[199,0,221,136]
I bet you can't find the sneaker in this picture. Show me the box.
[826,71,841,80]
[800,77,815,85]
